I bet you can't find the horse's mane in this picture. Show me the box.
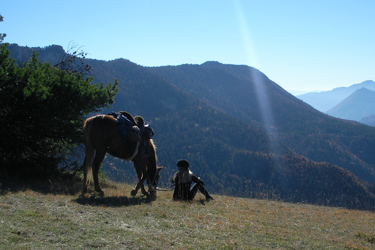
[149,139,157,161]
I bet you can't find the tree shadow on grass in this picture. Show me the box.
[0,175,83,195]
[74,194,155,207]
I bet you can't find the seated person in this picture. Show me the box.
[172,159,213,201]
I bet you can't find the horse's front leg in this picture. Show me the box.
[131,167,149,196]
[140,180,148,196]
[138,169,149,196]
[131,176,149,196]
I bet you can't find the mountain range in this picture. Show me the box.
[326,88,375,123]
[6,44,375,210]
[296,80,375,113]
[296,80,375,125]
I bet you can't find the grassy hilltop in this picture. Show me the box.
[1,180,375,249]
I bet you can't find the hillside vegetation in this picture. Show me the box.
[6,44,375,210]
[1,181,375,250]
[149,62,375,184]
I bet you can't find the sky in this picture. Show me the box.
[2,0,375,92]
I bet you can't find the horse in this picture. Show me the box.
[82,113,161,197]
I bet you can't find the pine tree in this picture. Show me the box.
[0,44,119,179]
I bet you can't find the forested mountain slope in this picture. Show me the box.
[6,44,375,210]
[149,62,375,184]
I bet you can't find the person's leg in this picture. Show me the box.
[199,185,214,200]
[188,183,200,200]
[189,183,214,201]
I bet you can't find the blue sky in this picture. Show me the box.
[2,0,375,92]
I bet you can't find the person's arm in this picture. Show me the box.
[191,174,204,185]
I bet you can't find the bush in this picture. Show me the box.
[0,44,118,179]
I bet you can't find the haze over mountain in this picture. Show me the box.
[6,44,375,210]
[297,80,375,112]
[326,88,375,122]
[361,114,375,127]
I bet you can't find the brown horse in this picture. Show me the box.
[82,114,161,197]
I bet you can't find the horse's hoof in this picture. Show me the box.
[142,191,150,197]
[131,190,137,197]
[95,189,104,197]
[148,187,157,197]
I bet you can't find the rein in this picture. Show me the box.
[156,187,174,192]
[156,183,176,192]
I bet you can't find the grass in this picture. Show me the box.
[1,179,375,249]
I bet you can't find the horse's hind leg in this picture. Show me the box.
[82,157,89,194]
[82,147,94,194]
[92,150,106,195]
[82,116,96,195]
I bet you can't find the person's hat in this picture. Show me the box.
[176,159,189,169]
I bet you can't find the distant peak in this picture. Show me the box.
[201,61,223,66]
[109,58,131,63]
[353,87,375,94]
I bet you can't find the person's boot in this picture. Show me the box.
[206,194,214,201]
[200,185,214,201]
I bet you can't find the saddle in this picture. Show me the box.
[107,111,141,142]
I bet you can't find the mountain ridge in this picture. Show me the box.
[149,63,375,184]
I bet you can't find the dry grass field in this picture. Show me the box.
[1,180,375,249]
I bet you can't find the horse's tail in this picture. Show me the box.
[82,116,95,193]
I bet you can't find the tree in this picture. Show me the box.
[54,42,91,76]
[0,15,6,43]
[0,44,119,179]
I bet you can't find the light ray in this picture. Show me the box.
[234,1,287,191]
